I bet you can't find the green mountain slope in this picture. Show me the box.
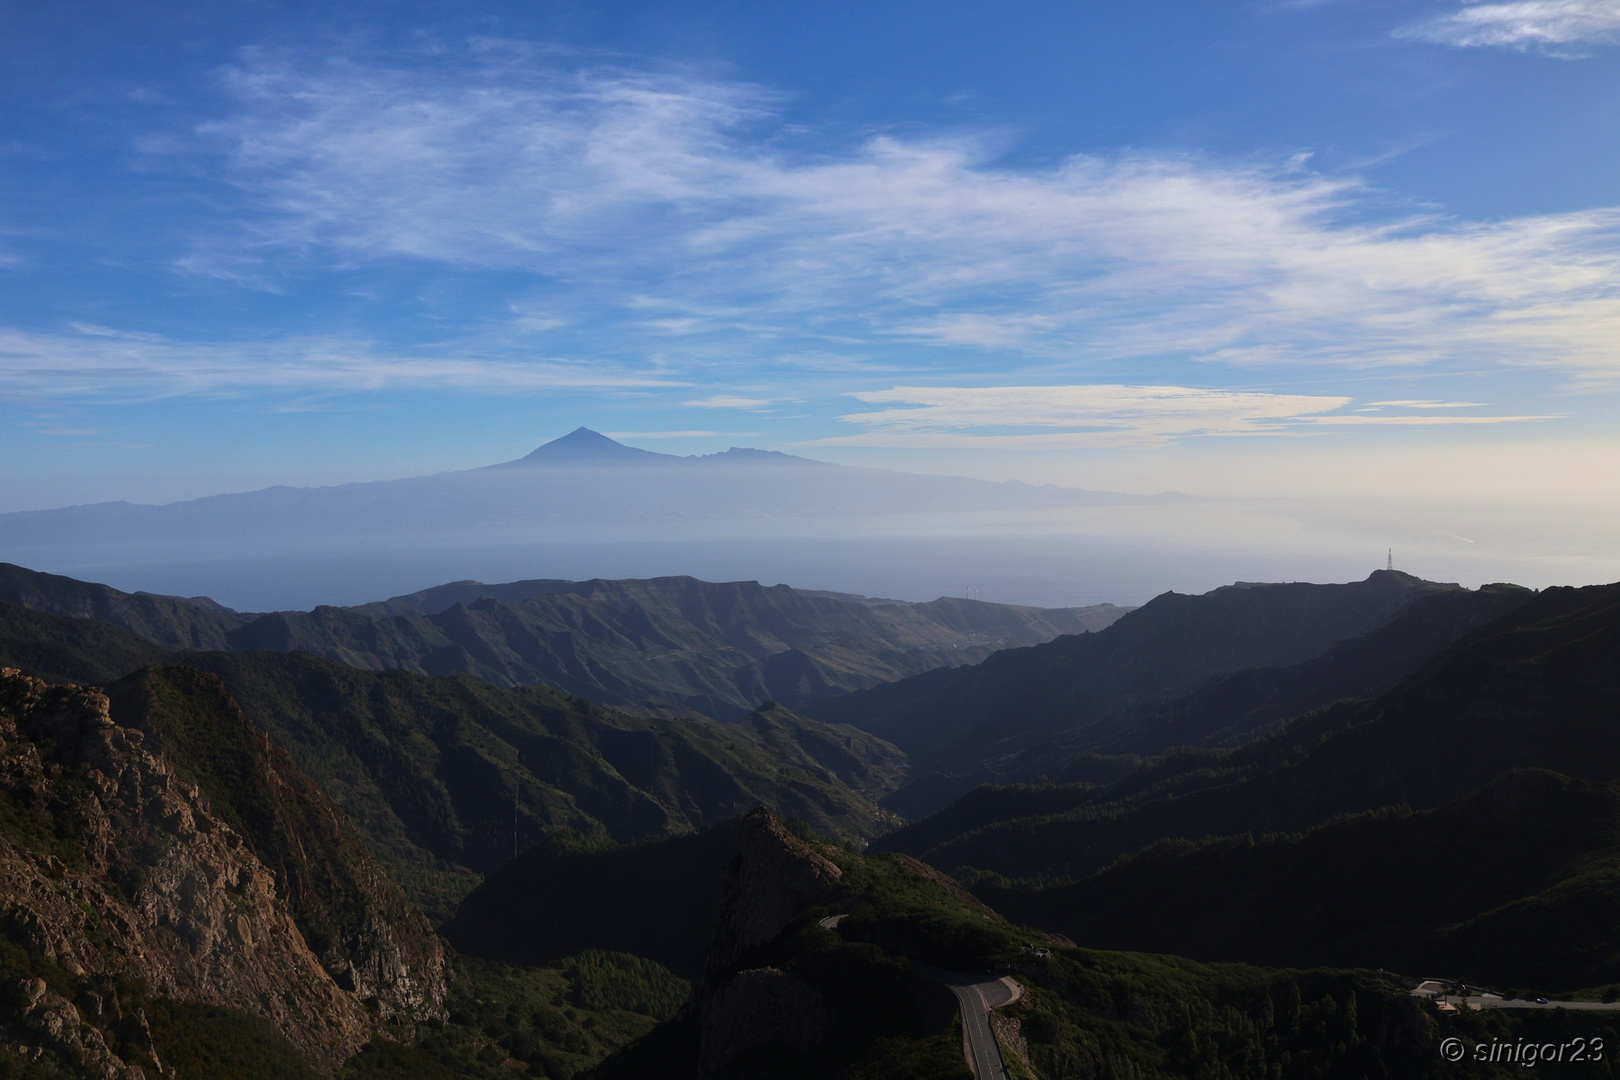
[337,951,691,1080]
[167,652,907,919]
[442,822,745,979]
[808,570,1457,775]
[872,582,1534,857]
[0,665,703,1080]
[0,597,170,683]
[229,576,1123,719]
[0,560,246,648]
[522,809,1592,1080]
[0,562,1124,720]
[889,583,1620,886]
[983,769,1620,991]
[0,597,910,920]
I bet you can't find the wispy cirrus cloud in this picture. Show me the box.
[684,394,776,409]
[1364,399,1489,408]
[202,45,774,268]
[1302,412,1559,425]
[803,384,1555,449]
[0,325,679,400]
[179,45,1620,386]
[1397,0,1620,52]
[819,384,1351,449]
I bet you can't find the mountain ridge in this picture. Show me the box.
[862,579,1620,994]
[808,568,1459,777]
[7,556,1620,1075]
[495,427,832,468]
[0,562,1126,720]
[506,426,681,465]
[0,600,916,921]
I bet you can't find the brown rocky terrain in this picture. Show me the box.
[102,666,445,1022]
[0,668,423,1073]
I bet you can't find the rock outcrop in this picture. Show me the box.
[696,807,843,1077]
[2,976,164,1080]
[104,666,445,1022]
[0,669,375,1071]
[705,808,842,972]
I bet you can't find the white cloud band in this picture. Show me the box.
[0,326,677,399]
[1398,0,1620,50]
[178,48,1620,384]
[803,384,1554,449]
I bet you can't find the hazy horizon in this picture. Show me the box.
[7,2,1620,608]
[7,426,1620,611]
[0,537,1400,613]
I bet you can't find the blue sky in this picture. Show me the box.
[3,0,1620,517]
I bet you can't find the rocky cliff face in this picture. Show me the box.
[705,808,842,973]
[3,974,156,1080]
[696,808,844,1078]
[0,669,375,1072]
[103,666,444,1022]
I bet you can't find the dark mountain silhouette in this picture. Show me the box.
[1102,581,1535,757]
[872,581,1536,822]
[867,582,1533,856]
[0,562,1124,720]
[809,569,1458,777]
[866,580,1620,993]
[442,821,745,979]
[983,769,1620,991]
[881,583,1611,883]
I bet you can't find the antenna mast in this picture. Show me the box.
[1387,549,1393,572]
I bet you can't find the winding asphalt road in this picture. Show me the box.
[916,965,1024,1080]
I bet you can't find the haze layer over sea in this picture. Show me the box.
[7,431,1614,611]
